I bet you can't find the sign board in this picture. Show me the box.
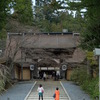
[93,48,100,56]
[55,67,60,70]
[62,29,68,33]
[30,65,34,70]
[48,67,54,70]
[41,67,47,70]
[62,65,67,71]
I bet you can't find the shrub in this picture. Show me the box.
[71,67,99,99]
[0,64,11,94]
[82,77,99,99]
[71,67,88,85]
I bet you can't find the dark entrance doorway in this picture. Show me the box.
[39,70,56,79]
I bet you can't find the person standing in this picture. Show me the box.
[43,72,46,81]
[55,87,60,100]
[37,84,44,100]
[52,71,55,80]
[56,71,60,81]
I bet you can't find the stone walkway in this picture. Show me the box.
[26,81,70,100]
[62,81,91,100]
[0,81,34,100]
[0,80,91,100]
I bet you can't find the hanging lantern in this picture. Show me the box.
[30,65,34,70]
[62,64,67,71]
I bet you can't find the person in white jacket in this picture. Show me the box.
[43,72,46,81]
[37,84,44,100]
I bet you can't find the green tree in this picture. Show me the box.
[34,0,85,32]
[13,0,33,25]
[0,0,11,39]
[35,0,65,23]
[66,0,100,50]
[80,0,100,50]
[0,0,34,39]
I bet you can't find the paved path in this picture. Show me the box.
[62,81,91,100]
[0,80,91,100]
[0,81,34,100]
[26,81,70,100]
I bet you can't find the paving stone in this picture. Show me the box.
[0,80,91,100]
[26,81,70,100]
[62,81,91,100]
[0,82,34,100]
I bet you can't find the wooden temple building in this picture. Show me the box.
[0,32,86,80]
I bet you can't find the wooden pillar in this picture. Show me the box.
[11,64,15,79]
[20,33,25,80]
[21,50,23,80]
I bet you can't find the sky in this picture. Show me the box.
[32,0,35,6]
[10,0,86,17]
[31,0,67,6]
[31,0,86,17]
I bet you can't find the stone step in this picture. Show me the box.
[29,94,67,96]
[27,99,67,100]
[27,97,68,100]
[28,97,68,98]
[26,81,70,100]
[29,97,67,98]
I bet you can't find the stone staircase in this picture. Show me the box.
[26,81,70,100]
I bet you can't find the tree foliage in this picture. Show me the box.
[0,64,11,93]
[0,0,11,39]
[12,0,33,25]
[0,0,34,39]
[71,67,99,99]
[66,0,100,50]
[34,0,85,32]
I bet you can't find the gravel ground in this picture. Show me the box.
[62,81,91,100]
[0,81,34,100]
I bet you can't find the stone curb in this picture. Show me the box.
[24,81,37,100]
[60,81,71,100]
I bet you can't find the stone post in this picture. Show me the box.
[93,48,100,99]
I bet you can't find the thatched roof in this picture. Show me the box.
[66,48,86,63]
[38,59,59,67]
[24,34,76,48]
[2,32,82,65]
[0,57,6,64]
[7,33,79,49]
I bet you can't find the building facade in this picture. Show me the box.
[1,32,86,80]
